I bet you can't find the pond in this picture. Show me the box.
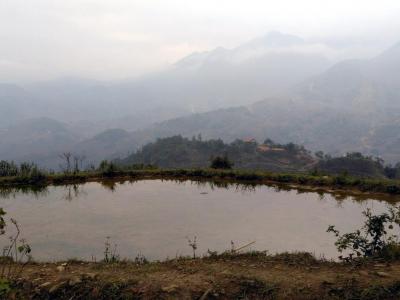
[0,179,397,261]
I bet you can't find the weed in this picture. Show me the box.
[0,279,10,297]
[0,208,5,235]
[1,218,32,280]
[0,210,32,298]
[186,236,198,259]
[236,277,278,299]
[103,237,120,263]
[134,253,148,265]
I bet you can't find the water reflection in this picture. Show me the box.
[189,180,257,194]
[100,180,118,192]
[0,179,399,261]
[100,178,142,192]
[61,184,87,201]
[0,185,49,199]
[1,178,400,204]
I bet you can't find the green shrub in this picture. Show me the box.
[386,185,400,194]
[210,155,233,169]
[276,174,295,183]
[333,175,350,186]
[381,243,400,260]
[98,160,119,177]
[327,207,400,261]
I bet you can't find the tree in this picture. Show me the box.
[59,152,72,174]
[263,138,275,146]
[98,160,118,176]
[0,161,18,177]
[315,151,325,160]
[210,155,233,169]
[72,155,86,174]
[284,143,297,153]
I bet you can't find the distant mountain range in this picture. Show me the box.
[0,32,332,129]
[1,32,400,168]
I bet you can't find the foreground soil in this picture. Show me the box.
[4,253,400,299]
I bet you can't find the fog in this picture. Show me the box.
[1,0,400,81]
[1,1,400,170]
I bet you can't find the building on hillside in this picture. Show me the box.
[257,144,285,152]
[242,137,257,143]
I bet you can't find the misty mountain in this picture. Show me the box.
[0,84,43,127]
[1,32,331,132]
[0,118,78,167]
[72,129,138,164]
[144,31,330,110]
[296,41,400,111]
[3,34,400,168]
[109,102,368,159]
[289,40,400,161]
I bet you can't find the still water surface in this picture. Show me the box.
[0,180,396,261]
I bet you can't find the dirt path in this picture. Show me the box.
[4,253,400,299]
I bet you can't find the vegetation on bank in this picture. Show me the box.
[1,162,400,196]
[116,135,400,178]
[210,155,233,170]
[314,151,400,179]
[2,135,400,188]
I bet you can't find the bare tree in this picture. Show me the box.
[79,155,87,171]
[59,152,72,174]
[73,154,86,174]
[73,155,79,174]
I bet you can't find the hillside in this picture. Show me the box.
[0,84,45,127]
[0,117,79,168]
[314,152,388,179]
[118,135,316,172]
[72,129,138,164]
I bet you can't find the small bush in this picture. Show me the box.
[98,160,119,177]
[328,207,400,261]
[386,185,400,194]
[210,155,233,169]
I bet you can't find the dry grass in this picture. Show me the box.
[4,252,400,299]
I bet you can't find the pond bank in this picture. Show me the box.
[4,252,400,299]
[1,168,400,200]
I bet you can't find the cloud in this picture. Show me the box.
[1,0,400,81]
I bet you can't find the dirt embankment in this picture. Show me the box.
[4,252,400,299]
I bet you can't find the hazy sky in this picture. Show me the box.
[1,0,400,82]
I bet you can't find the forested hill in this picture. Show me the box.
[117,135,316,172]
[115,136,400,178]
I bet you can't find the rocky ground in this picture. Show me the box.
[2,252,400,299]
